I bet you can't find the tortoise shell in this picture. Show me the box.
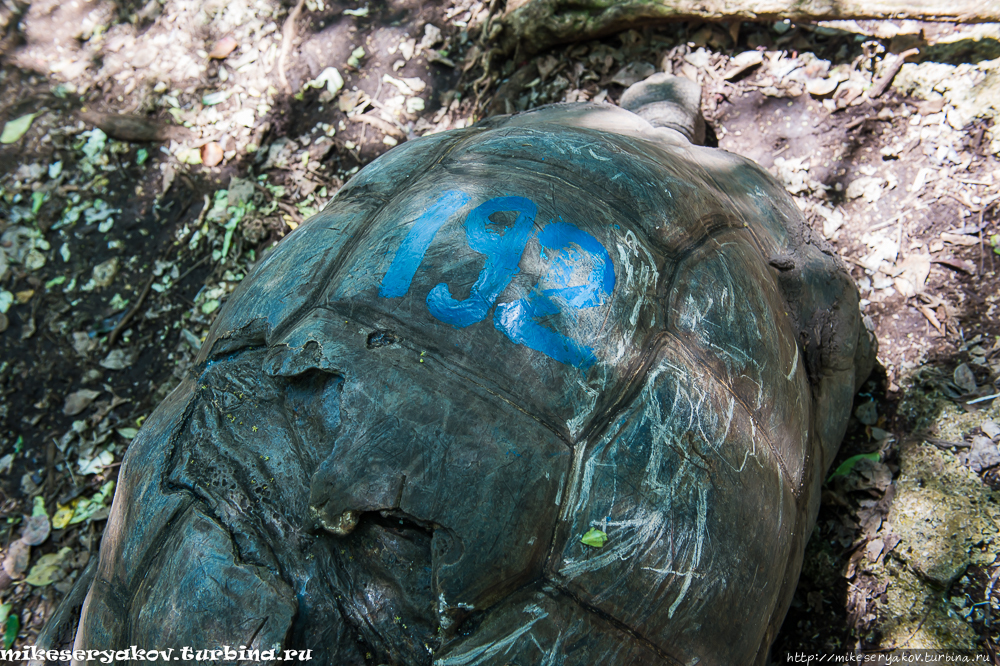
[64,102,873,665]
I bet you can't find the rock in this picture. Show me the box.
[132,47,156,69]
[419,23,442,51]
[208,36,239,60]
[845,176,885,202]
[90,258,119,289]
[889,440,1000,587]
[866,538,884,562]
[201,142,224,167]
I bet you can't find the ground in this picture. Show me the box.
[0,0,999,659]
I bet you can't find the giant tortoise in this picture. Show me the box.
[40,74,874,665]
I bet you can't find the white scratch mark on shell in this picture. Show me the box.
[667,484,708,618]
[434,604,547,666]
[785,343,799,382]
[588,147,612,161]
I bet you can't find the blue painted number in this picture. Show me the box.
[377,193,615,369]
[494,221,614,370]
[379,190,471,298]
[427,196,536,328]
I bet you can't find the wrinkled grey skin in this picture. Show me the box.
[39,77,874,666]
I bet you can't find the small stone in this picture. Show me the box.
[201,142,224,167]
[25,248,46,271]
[72,332,97,356]
[227,177,255,206]
[91,258,119,288]
[208,36,238,60]
[132,47,156,69]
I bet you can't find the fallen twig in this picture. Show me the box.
[870,48,919,99]
[846,115,870,130]
[278,0,307,95]
[175,254,211,283]
[277,201,303,224]
[110,195,211,346]
[350,112,406,139]
[109,272,156,347]
[943,191,983,213]
[915,304,944,335]
[924,436,970,449]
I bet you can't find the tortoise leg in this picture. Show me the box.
[620,74,706,145]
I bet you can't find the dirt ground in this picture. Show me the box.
[1,0,999,659]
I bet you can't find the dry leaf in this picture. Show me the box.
[611,62,655,87]
[940,232,979,246]
[350,114,405,139]
[916,304,944,334]
[0,113,37,144]
[25,547,73,587]
[20,515,50,546]
[2,540,30,579]
[954,363,977,393]
[895,253,930,294]
[63,389,101,416]
[806,76,841,96]
[723,50,763,80]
